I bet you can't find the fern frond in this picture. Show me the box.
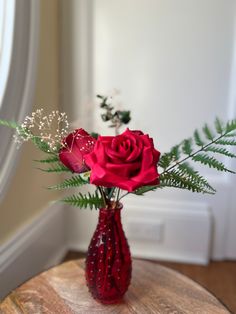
[134,163,215,195]
[0,120,59,155]
[37,163,70,173]
[0,120,31,140]
[193,130,205,146]
[159,153,173,169]
[159,145,181,170]
[192,154,234,173]
[204,146,236,158]
[62,191,103,209]
[177,163,215,192]
[215,139,236,146]
[133,185,158,195]
[226,119,236,133]
[170,145,181,160]
[31,137,53,153]
[48,175,88,190]
[203,124,214,140]
[182,138,193,154]
[159,118,236,194]
[34,156,59,163]
[224,132,236,138]
[214,117,224,134]
[0,119,19,129]
[158,170,215,194]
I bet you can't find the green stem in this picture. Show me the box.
[108,187,116,200]
[116,188,121,204]
[98,187,107,207]
[118,191,129,202]
[114,121,121,135]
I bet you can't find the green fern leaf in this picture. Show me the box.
[159,153,173,169]
[159,170,215,194]
[48,175,88,190]
[215,139,236,146]
[0,119,19,129]
[182,138,193,154]
[62,191,103,209]
[177,163,215,192]
[224,132,236,138]
[34,156,59,163]
[133,185,158,195]
[226,119,236,133]
[37,163,71,173]
[203,124,214,141]
[193,130,204,146]
[0,120,32,140]
[214,117,224,134]
[204,146,236,158]
[170,145,181,160]
[31,137,53,153]
[192,154,234,173]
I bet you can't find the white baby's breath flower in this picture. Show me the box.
[14,108,69,151]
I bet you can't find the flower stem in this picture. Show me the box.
[98,187,107,207]
[116,188,121,204]
[108,187,116,200]
[118,191,129,202]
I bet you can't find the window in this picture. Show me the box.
[0,0,39,200]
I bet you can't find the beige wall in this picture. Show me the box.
[0,0,61,244]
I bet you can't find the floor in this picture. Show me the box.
[64,251,236,313]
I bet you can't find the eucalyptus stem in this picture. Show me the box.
[115,121,121,135]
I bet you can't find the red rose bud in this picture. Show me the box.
[84,128,160,192]
[59,129,96,173]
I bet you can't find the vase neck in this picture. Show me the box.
[98,205,122,224]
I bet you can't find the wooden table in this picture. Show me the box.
[0,259,230,314]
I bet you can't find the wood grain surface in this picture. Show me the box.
[0,259,230,314]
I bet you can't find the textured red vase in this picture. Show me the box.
[85,203,132,304]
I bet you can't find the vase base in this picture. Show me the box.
[88,287,127,304]
[94,297,124,305]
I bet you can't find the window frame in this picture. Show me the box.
[0,0,40,201]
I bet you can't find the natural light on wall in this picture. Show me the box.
[0,0,14,110]
[0,1,5,58]
[0,0,39,200]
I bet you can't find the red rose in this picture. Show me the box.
[84,128,160,192]
[59,128,96,173]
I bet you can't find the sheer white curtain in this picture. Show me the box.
[0,0,40,200]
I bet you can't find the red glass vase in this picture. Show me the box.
[85,202,132,304]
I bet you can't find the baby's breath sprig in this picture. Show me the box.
[13,109,69,152]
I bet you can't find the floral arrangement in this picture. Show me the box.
[1,94,236,210]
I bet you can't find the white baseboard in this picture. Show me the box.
[123,197,212,265]
[67,196,212,266]
[0,202,67,299]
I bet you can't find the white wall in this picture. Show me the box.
[92,0,236,260]
[61,0,236,262]
[94,0,234,145]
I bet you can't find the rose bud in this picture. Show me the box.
[59,128,96,173]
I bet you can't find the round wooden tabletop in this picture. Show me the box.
[0,259,230,314]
